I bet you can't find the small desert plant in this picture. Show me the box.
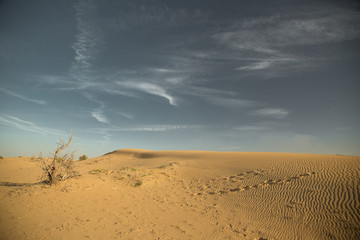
[134,180,143,187]
[78,154,88,161]
[88,169,108,175]
[0,156,3,159]
[37,132,77,185]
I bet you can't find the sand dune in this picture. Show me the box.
[0,150,359,239]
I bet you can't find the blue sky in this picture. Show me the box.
[1,0,360,157]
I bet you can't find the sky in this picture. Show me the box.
[1,0,360,158]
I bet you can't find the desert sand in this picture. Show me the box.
[0,149,359,240]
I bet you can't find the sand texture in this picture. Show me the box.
[0,150,359,240]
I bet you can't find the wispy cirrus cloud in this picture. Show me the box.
[36,74,95,91]
[104,2,210,31]
[234,125,269,131]
[182,86,259,108]
[81,124,206,149]
[0,88,46,105]
[236,61,272,71]
[150,68,180,74]
[116,81,177,106]
[91,109,108,124]
[30,2,340,127]
[216,11,360,51]
[214,9,360,72]
[253,108,290,119]
[70,0,102,81]
[82,92,109,124]
[0,114,63,136]
[115,111,134,120]
[36,73,140,99]
[92,124,205,133]
[208,96,258,108]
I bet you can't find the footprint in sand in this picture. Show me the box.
[197,171,316,196]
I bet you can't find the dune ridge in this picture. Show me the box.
[0,149,359,239]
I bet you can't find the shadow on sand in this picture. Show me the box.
[0,181,45,187]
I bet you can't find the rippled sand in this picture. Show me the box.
[0,150,359,239]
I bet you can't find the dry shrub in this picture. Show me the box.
[78,154,88,161]
[37,132,78,185]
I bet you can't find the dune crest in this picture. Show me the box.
[1,151,359,239]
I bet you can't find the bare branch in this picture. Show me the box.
[36,131,78,185]
[55,131,73,156]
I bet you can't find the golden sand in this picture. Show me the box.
[0,149,359,239]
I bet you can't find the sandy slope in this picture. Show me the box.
[0,150,359,240]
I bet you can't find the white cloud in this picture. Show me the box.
[273,14,360,46]
[102,88,140,98]
[208,97,258,108]
[214,10,360,73]
[36,74,91,91]
[106,3,209,31]
[93,125,204,132]
[117,81,177,106]
[37,75,73,85]
[216,12,360,51]
[253,108,289,119]
[0,88,46,105]
[116,112,134,120]
[70,0,102,81]
[91,109,108,124]
[183,86,259,108]
[236,61,272,70]
[3,115,35,126]
[82,93,110,124]
[165,77,184,85]
[234,125,269,131]
[37,74,141,99]
[0,114,63,136]
[150,68,178,73]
